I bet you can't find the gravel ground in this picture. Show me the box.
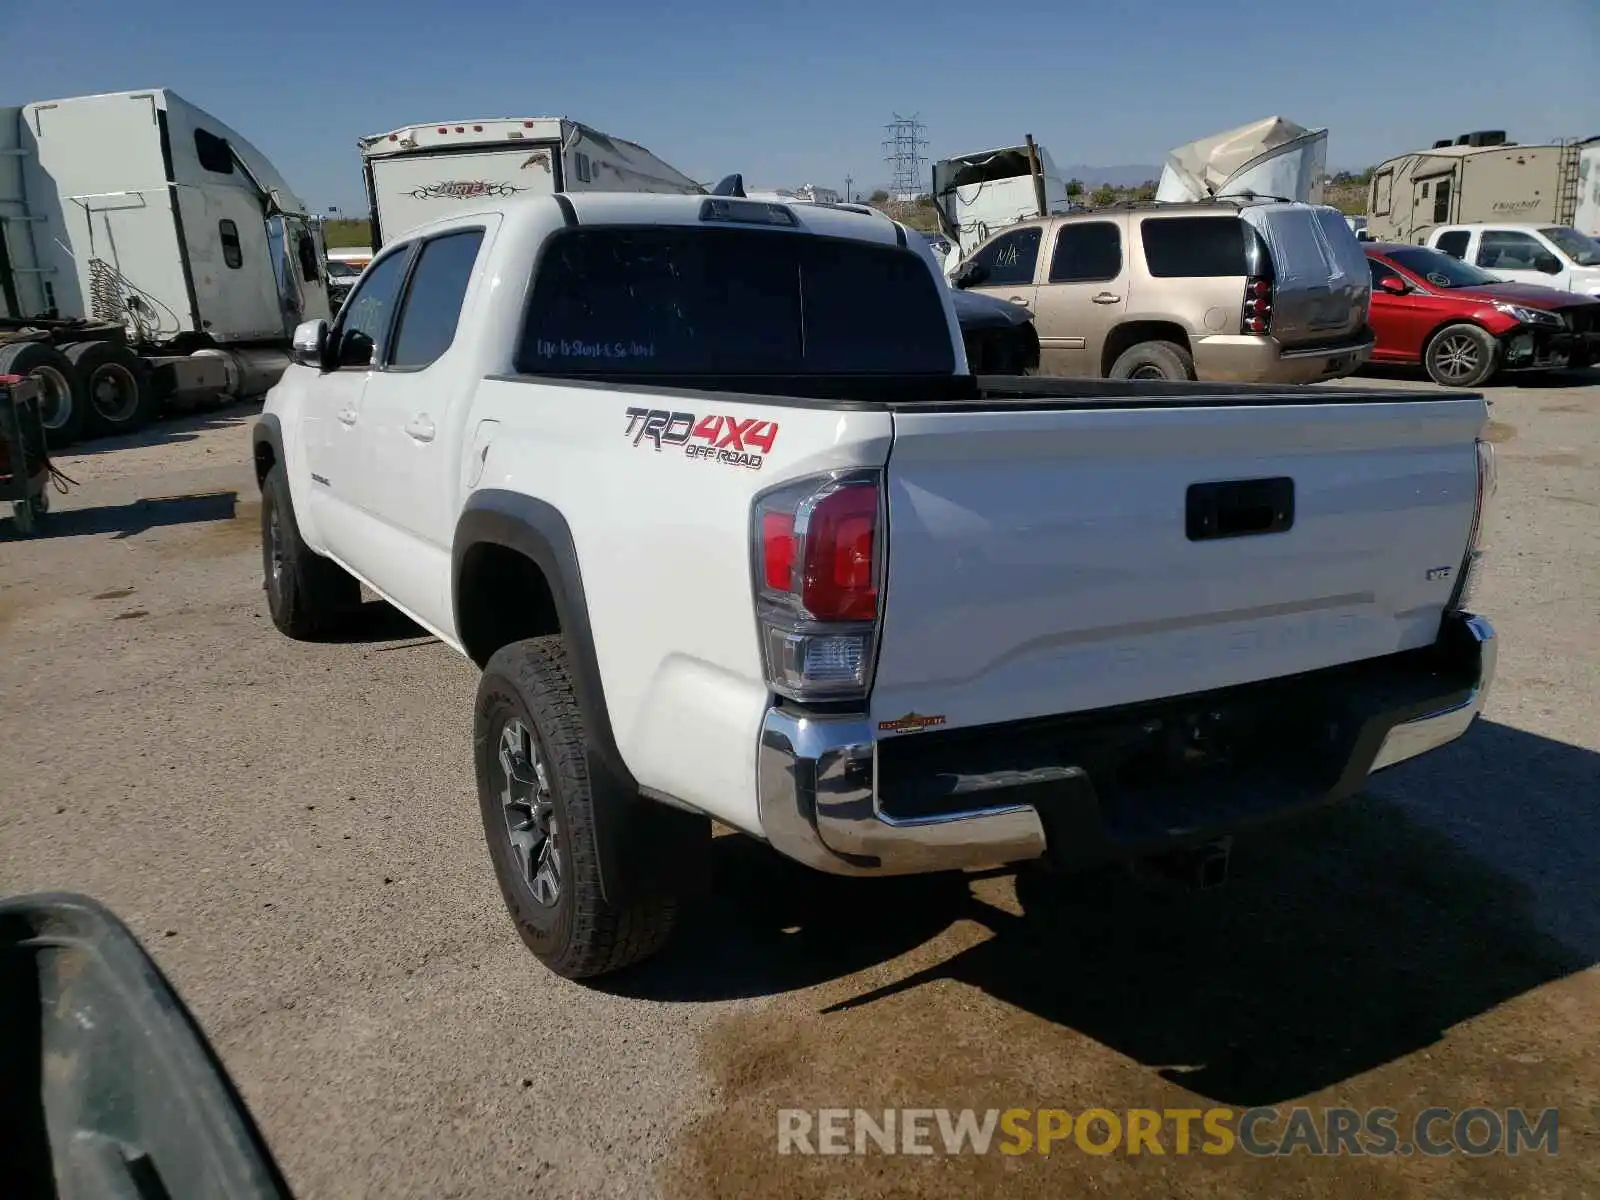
[1,373,1596,1199]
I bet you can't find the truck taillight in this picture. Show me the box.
[1243,276,1274,334]
[1449,438,1496,613]
[752,471,884,702]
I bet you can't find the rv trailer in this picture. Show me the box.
[358,118,703,248]
[1364,131,1595,244]
[0,89,332,445]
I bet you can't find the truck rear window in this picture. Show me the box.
[1141,216,1251,278]
[515,227,955,376]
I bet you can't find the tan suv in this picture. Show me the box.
[951,199,1375,383]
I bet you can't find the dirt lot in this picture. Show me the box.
[2,373,1597,1199]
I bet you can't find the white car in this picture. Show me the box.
[252,191,1498,979]
[1427,223,1600,297]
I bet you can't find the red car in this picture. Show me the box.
[1364,243,1600,386]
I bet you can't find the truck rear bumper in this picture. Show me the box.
[1193,330,1374,384]
[756,613,1495,877]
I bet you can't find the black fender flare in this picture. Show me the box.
[453,490,709,905]
[251,413,284,487]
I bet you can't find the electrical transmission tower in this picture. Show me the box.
[883,114,928,202]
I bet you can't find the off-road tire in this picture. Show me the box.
[475,636,680,980]
[1108,339,1196,382]
[66,340,157,437]
[259,463,360,639]
[1423,323,1498,388]
[0,341,88,448]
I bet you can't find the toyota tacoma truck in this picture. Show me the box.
[252,192,1499,980]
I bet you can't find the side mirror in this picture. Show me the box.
[0,893,290,1198]
[336,328,374,369]
[950,260,987,290]
[290,318,327,368]
[1534,254,1563,274]
[1378,275,1410,296]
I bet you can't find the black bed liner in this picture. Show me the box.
[487,371,1479,412]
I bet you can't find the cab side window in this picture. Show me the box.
[389,230,486,370]
[1475,230,1545,271]
[1434,230,1469,260]
[971,227,1042,288]
[332,246,412,368]
[1048,222,1121,283]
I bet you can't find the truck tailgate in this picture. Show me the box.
[872,396,1484,734]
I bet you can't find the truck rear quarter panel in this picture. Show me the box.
[462,380,894,834]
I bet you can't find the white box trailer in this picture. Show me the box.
[359,117,703,248]
[1577,140,1600,238]
[0,89,332,445]
[932,144,1071,260]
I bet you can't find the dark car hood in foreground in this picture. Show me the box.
[950,287,1033,329]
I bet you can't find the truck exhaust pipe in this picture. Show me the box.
[1131,837,1232,891]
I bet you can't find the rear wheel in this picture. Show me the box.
[475,636,686,979]
[1108,339,1195,382]
[0,341,87,449]
[66,340,156,437]
[1423,323,1498,388]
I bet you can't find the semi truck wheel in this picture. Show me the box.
[475,636,682,980]
[65,341,156,437]
[259,464,360,638]
[0,341,88,448]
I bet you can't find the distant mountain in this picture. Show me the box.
[1058,163,1163,187]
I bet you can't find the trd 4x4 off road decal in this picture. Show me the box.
[623,407,779,471]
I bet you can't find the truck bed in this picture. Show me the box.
[490,371,1473,411]
[493,364,1484,737]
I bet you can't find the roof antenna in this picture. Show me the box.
[710,174,747,198]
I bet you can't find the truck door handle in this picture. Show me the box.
[336,407,357,426]
[1092,292,1122,305]
[404,415,436,443]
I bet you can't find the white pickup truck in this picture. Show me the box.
[1427,223,1600,298]
[253,193,1499,980]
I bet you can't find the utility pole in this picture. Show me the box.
[883,114,929,202]
[844,174,853,204]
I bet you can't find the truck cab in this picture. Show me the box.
[1429,223,1600,298]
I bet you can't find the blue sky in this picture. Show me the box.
[10,0,1598,212]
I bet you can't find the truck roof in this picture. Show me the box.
[390,190,915,250]
[20,88,313,214]
[1433,222,1571,233]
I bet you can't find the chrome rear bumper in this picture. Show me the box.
[757,712,1047,876]
[756,614,1496,878]
[1368,614,1496,772]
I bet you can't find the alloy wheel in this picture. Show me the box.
[497,718,562,907]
